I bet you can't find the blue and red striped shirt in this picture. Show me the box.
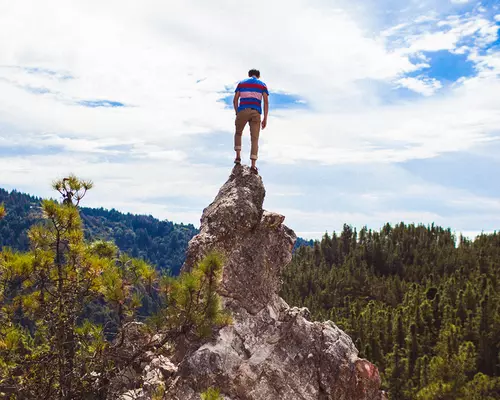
[235,77,269,114]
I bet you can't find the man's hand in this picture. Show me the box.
[262,118,267,129]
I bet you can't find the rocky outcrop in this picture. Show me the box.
[149,165,385,399]
[182,165,295,316]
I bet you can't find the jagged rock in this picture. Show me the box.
[110,323,175,398]
[182,165,295,315]
[143,355,178,396]
[109,322,153,394]
[165,165,385,399]
[120,389,146,400]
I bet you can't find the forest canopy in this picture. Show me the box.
[1,184,499,399]
[0,176,229,399]
[281,223,500,399]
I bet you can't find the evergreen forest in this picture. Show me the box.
[1,186,500,398]
[0,178,228,399]
[0,188,197,275]
[0,188,312,274]
[281,223,500,399]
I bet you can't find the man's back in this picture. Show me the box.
[235,76,268,115]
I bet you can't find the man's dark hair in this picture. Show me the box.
[248,69,260,78]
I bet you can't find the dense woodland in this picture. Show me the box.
[0,179,227,399]
[0,188,311,275]
[2,186,500,398]
[0,188,197,275]
[281,224,500,399]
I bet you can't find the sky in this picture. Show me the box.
[0,0,499,240]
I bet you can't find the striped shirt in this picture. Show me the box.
[235,77,269,114]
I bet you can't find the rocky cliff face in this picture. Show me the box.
[132,165,386,400]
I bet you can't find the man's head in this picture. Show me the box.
[248,69,260,79]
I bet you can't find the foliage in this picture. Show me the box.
[151,384,166,400]
[162,251,232,338]
[0,187,197,275]
[201,387,223,400]
[52,174,93,206]
[0,177,229,399]
[281,223,500,400]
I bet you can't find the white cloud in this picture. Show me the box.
[469,51,500,78]
[274,174,500,240]
[261,73,500,165]
[406,30,461,52]
[395,14,498,55]
[0,0,499,235]
[395,76,443,96]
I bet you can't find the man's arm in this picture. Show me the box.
[262,92,269,129]
[233,92,240,114]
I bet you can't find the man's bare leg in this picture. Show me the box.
[235,150,241,164]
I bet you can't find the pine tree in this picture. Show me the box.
[0,176,230,399]
[396,311,405,350]
[408,323,419,379]
[280,222,500,397]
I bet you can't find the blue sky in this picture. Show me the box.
[0,0,499,239]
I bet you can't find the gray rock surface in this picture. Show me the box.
[182,165,295,316]
[161,165,386,400]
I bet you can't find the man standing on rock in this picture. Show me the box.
[233,69,269,174]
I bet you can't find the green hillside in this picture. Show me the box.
[0,188,197,275]
[2,187,499,398]
[281,223,500,398]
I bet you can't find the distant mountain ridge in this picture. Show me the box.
[0,187,313,275]
[0,187,197,275]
